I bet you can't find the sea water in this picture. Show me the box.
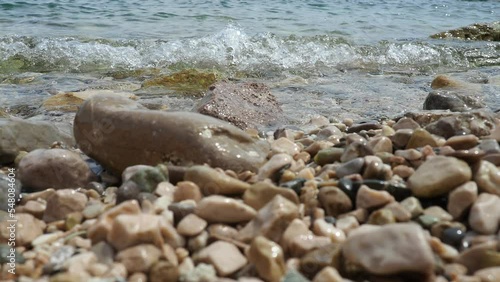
[0,0,499,124]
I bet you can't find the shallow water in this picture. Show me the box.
[0,0,499,125]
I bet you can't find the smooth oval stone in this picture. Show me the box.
[18,148,96,191]
[195,195,256,224]
[244,181,299,210]
[392,117,420,131]
[335,157,364,179]
[441,227,466,247]
[184,165,250,195]
[444,134,479,150]
[406,128,439,149]
[408,156,472,198]
[314,147,344,165]
[367,136,393,154]
[74,94,269,175]
[447,181,478,219]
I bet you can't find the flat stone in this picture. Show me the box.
[423,89,485,112]
[356,185,394,210]
[43,90,136,112]
[238,195,299,243]
[194,81,284,130]
[445,134,479,150]
[335,157,364,179]
[174,181,203,203]
[43,189,88,223]
[18,149,96,191]
[248,236,286,282]
[447,181,478,219]
[280,218,312,254]
[342,223,434,276]
[195,195,256,223]
[243,181,299,210]
[408,156,472,198]
[177,214,207,237]
[0,118,74,164]
[469,193,500,235]
[73,94,269,175]
[423,206,453,221]
[196,241,247,276]
[116,244,161,273]
[0,213,45,246]
[185,165,250,195]
[474,160,500,196]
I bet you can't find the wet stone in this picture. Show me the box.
[347,121,382,133]
[474,160,500,196]
[43,189,88,223]
[417,214,440,229]
[340,141,374,163]
[441,227,466,247]
[196,241,247,276]
[444,134,479,150]
[468,193,500,235]
[356,185,394,210]
[392,117,420,131]
[195,195,256,224]
[279,178,307,196]
[336,157,364,179]
[318,186,353,217]
[248,236,286,282]
[447,181,478,219]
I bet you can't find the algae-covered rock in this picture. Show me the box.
[43,90,137,112]
[142,69,218,96]
[431,21,500,41]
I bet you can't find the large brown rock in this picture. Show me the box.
[194,81,284,130]
[73,94,270,175]
[0,118,75,164]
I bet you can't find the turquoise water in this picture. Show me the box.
[0,0,499,123]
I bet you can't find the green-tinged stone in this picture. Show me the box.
[481,251,500,269]
[430,21,500,41]
[417,214,439,228]
[65,212,83,230]
[283,270,310,282]
[0,244,25,264]
[0,56,25,74]
[280,177,307,195]
[106,67,160,79]
[130,164,169,193]
[367,209,396,225]
[314,147,343,165]
[142,69,219,96]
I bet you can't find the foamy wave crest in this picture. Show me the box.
[0,25,494,75]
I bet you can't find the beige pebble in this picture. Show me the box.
[400,196,423,218]
[408,156,472,198]
[271,137,301,156]
[87,200,141,243]
[116,244,161,273]
[19,188,55,205]
[258,153,294,181]
[65,252,97,275]
[107,213,184,251]
[445,134,479,150]
[31,231,64,246]
[392,117,420,131]
[150,261,179,282]
[16,200,45,219]
[474,267,500,282]
[469,193,500,235]
[185,165,250,195]
[312,218,346,243]
[474,160,500,196]
[0,213,45,247]
[43,189,88,223]
[318,187,352,217]
[103,262,128,279]
[187,230,209,252]
[195,195,256,223]
[367,208,396,225]
[342,223,434,275]
[248,236,287,282]
[456,240,498,274]
[177,213,207,237]
[447,181,478,219]
[391,129,413,148]
[196,240,247,276]
[312,266,344,282]
[238,195,299,243]
[384,202,412,222]
[208,224,239,240]
[174,181,203,203]
[87,262,109,277]
[356,185,394,210]
[424,206,453,222]
[280,218,311,254]
[336,215,359,235]
[128,272,148,282]
[367,136,393,154]
[288,235,331,257]
[243,181,299,210]
[392,165,415,179]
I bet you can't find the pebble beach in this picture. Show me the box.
[1,1,500,282]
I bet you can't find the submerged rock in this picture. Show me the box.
[195,81,284,130]
[43,90,137,112]
[142,69,218,97]
[430,21,500,41]
[73,94,270,175]
[0,118,75,164]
